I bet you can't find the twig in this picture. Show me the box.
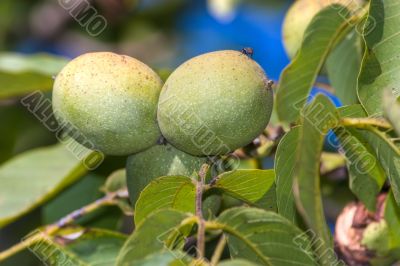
[210,234,226,265]
[45,188,128,234]
[0,188,129,262]
[196,164,209,259]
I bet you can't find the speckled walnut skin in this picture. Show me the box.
[126,143,207,205]
[157,50,274,156]
[52,52,163,156]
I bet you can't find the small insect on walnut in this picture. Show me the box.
[241,47,254,58]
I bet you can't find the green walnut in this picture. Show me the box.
[52,52,162,156]
[126,143,207,205]
[157,50,273,156]
[282,0,365,58]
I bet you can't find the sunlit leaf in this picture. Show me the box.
[358,0,400,115]
[134,176,196,225]
[211,169,275,204]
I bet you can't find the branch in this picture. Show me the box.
[46,188,128,234]
[0,232,44,261]
[196,164,209,260]
[0,188,129,262]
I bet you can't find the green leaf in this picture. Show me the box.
[0,143,92,227]
[134,176,196,225]
[335,107,385,210]
[0,53,67,75]
[253,183,277,212]
[326,29,363,105]
[275,127,301,223]
[383,89,400,136]
[276,4,353,122]
[131,251,191,266]
[218,259,261,266]
[359,128,400,206]
[26,227,126,265]
[0,97,60,161]
[116,209,192,265]
[211,169,275,203]
[0,53,68,99]
[333,127,385,210]
[0,72,53,99]
[294,95,339,262]
[215,207,317,265]
[0,105,23,163]
[384,191,400,248]
[358,0,400,116]
[337,104,367,118]
[61,228,126,265]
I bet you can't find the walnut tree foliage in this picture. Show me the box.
[0,1,400,266]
